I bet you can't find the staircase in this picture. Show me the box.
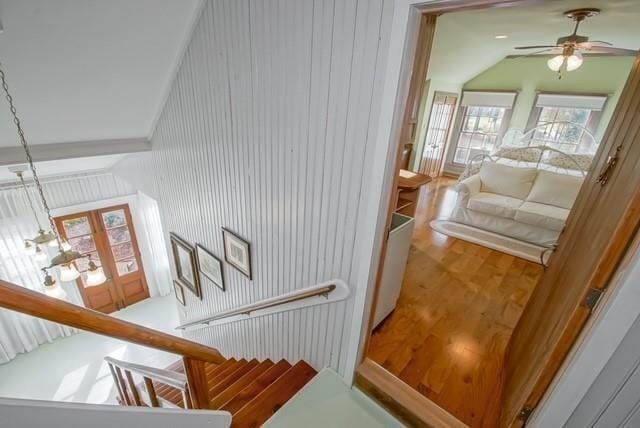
[110,356,318,428]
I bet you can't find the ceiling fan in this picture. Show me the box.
[514,8,638,78]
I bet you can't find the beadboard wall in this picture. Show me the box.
[112,0,392,373]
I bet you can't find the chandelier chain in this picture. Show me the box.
[17,171,43,230]
[0,65,62,250]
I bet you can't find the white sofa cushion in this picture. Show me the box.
[526,170,583,209]
[479,162,537,200]
[467,192,523,219]
[515,201,569,231]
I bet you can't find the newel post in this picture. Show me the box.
[183,357,210,409]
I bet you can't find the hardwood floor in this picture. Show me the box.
[367,177,543,428]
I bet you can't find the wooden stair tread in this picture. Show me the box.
[210,359,274,409]
[209,359,248,389]
[205,358,236,378]
[209,359,259,398]
[220,359,292,414]
[232,360,317,428]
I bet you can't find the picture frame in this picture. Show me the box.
[222,228,252,279]
[170,233,201,299]
[173,280,185,306]
[196,244,225,291]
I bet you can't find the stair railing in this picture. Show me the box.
[105,356,191,409]
[176,281,345,331]
[0,279,224,409]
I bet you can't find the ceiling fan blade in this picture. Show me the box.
[579,40,613,46]
[582,45,639,55]
[514,45,558,50]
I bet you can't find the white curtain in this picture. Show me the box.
[133,192,172,297]
[0,189,80,364]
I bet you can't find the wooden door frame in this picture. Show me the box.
[351,0,640,426]
[95,203,150,307]
[54,203,150,312]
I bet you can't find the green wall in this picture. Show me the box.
[463,56,635,142]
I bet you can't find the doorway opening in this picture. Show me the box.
[55,204,150,313]
[360,1,639,427]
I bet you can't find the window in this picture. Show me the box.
[527,94,607,153]
[451,91,515,165]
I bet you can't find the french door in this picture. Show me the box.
[419,91,458,177]
[55,204,149,313]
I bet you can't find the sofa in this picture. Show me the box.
[450,162,584,247]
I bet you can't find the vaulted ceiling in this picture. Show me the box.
[428,0,640,86]
[0,0,201,148]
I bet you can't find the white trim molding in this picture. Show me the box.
[0,138,151,166]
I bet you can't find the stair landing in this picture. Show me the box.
[263,368,403,427]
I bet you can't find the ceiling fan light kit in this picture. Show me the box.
[515,8,637,79]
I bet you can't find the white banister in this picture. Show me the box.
[0,397,231,428]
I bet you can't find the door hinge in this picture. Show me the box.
[518,406,534,425]
[582,287,604,312]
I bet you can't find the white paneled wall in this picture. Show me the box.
[38,173,134,210]
[112,0,392,374]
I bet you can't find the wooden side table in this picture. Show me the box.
[394,169,431,218]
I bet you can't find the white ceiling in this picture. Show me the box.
[428,0,640,85]
[0,0,201,148]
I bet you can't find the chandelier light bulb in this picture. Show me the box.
[85,260,107,286]
[61,240,73,251]
[34,245,48,262]
[24,240,36,256]
[59,263,80,282]
[42,274,67,300]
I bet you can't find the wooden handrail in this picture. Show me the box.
[0,279,225,364]
[104,357,188,390]
[177,283,336,330]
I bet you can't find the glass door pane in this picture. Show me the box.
[60,215,104,288]
[100,208,139,276]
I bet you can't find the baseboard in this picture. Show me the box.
[355,359,468,428]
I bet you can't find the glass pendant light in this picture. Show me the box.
[24,240,36,256]
[0,64,84,288]
[34,245,48,262]
[85,259,107,286]
[59,263,81,282]
[566,52,583,71]
[42,270,68,300]
[547,55,565,72]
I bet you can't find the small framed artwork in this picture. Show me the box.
[173,281,185,306]
[170,233,201,299]
[222,228,252,279]
[196,244,225,291]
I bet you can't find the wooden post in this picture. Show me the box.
[183,357,210,409]
[143,377,160,407]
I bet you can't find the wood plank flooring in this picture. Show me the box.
[367,178,543,428]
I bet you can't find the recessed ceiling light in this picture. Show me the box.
[495,35,508,39]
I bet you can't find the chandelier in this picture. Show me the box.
[0,64,107,296]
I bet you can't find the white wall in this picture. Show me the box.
[112,0,392,374]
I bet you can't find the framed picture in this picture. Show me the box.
[222,228,252,279]
[173,281,185,306]
[170,233,201,299]
[196,244,225,291]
